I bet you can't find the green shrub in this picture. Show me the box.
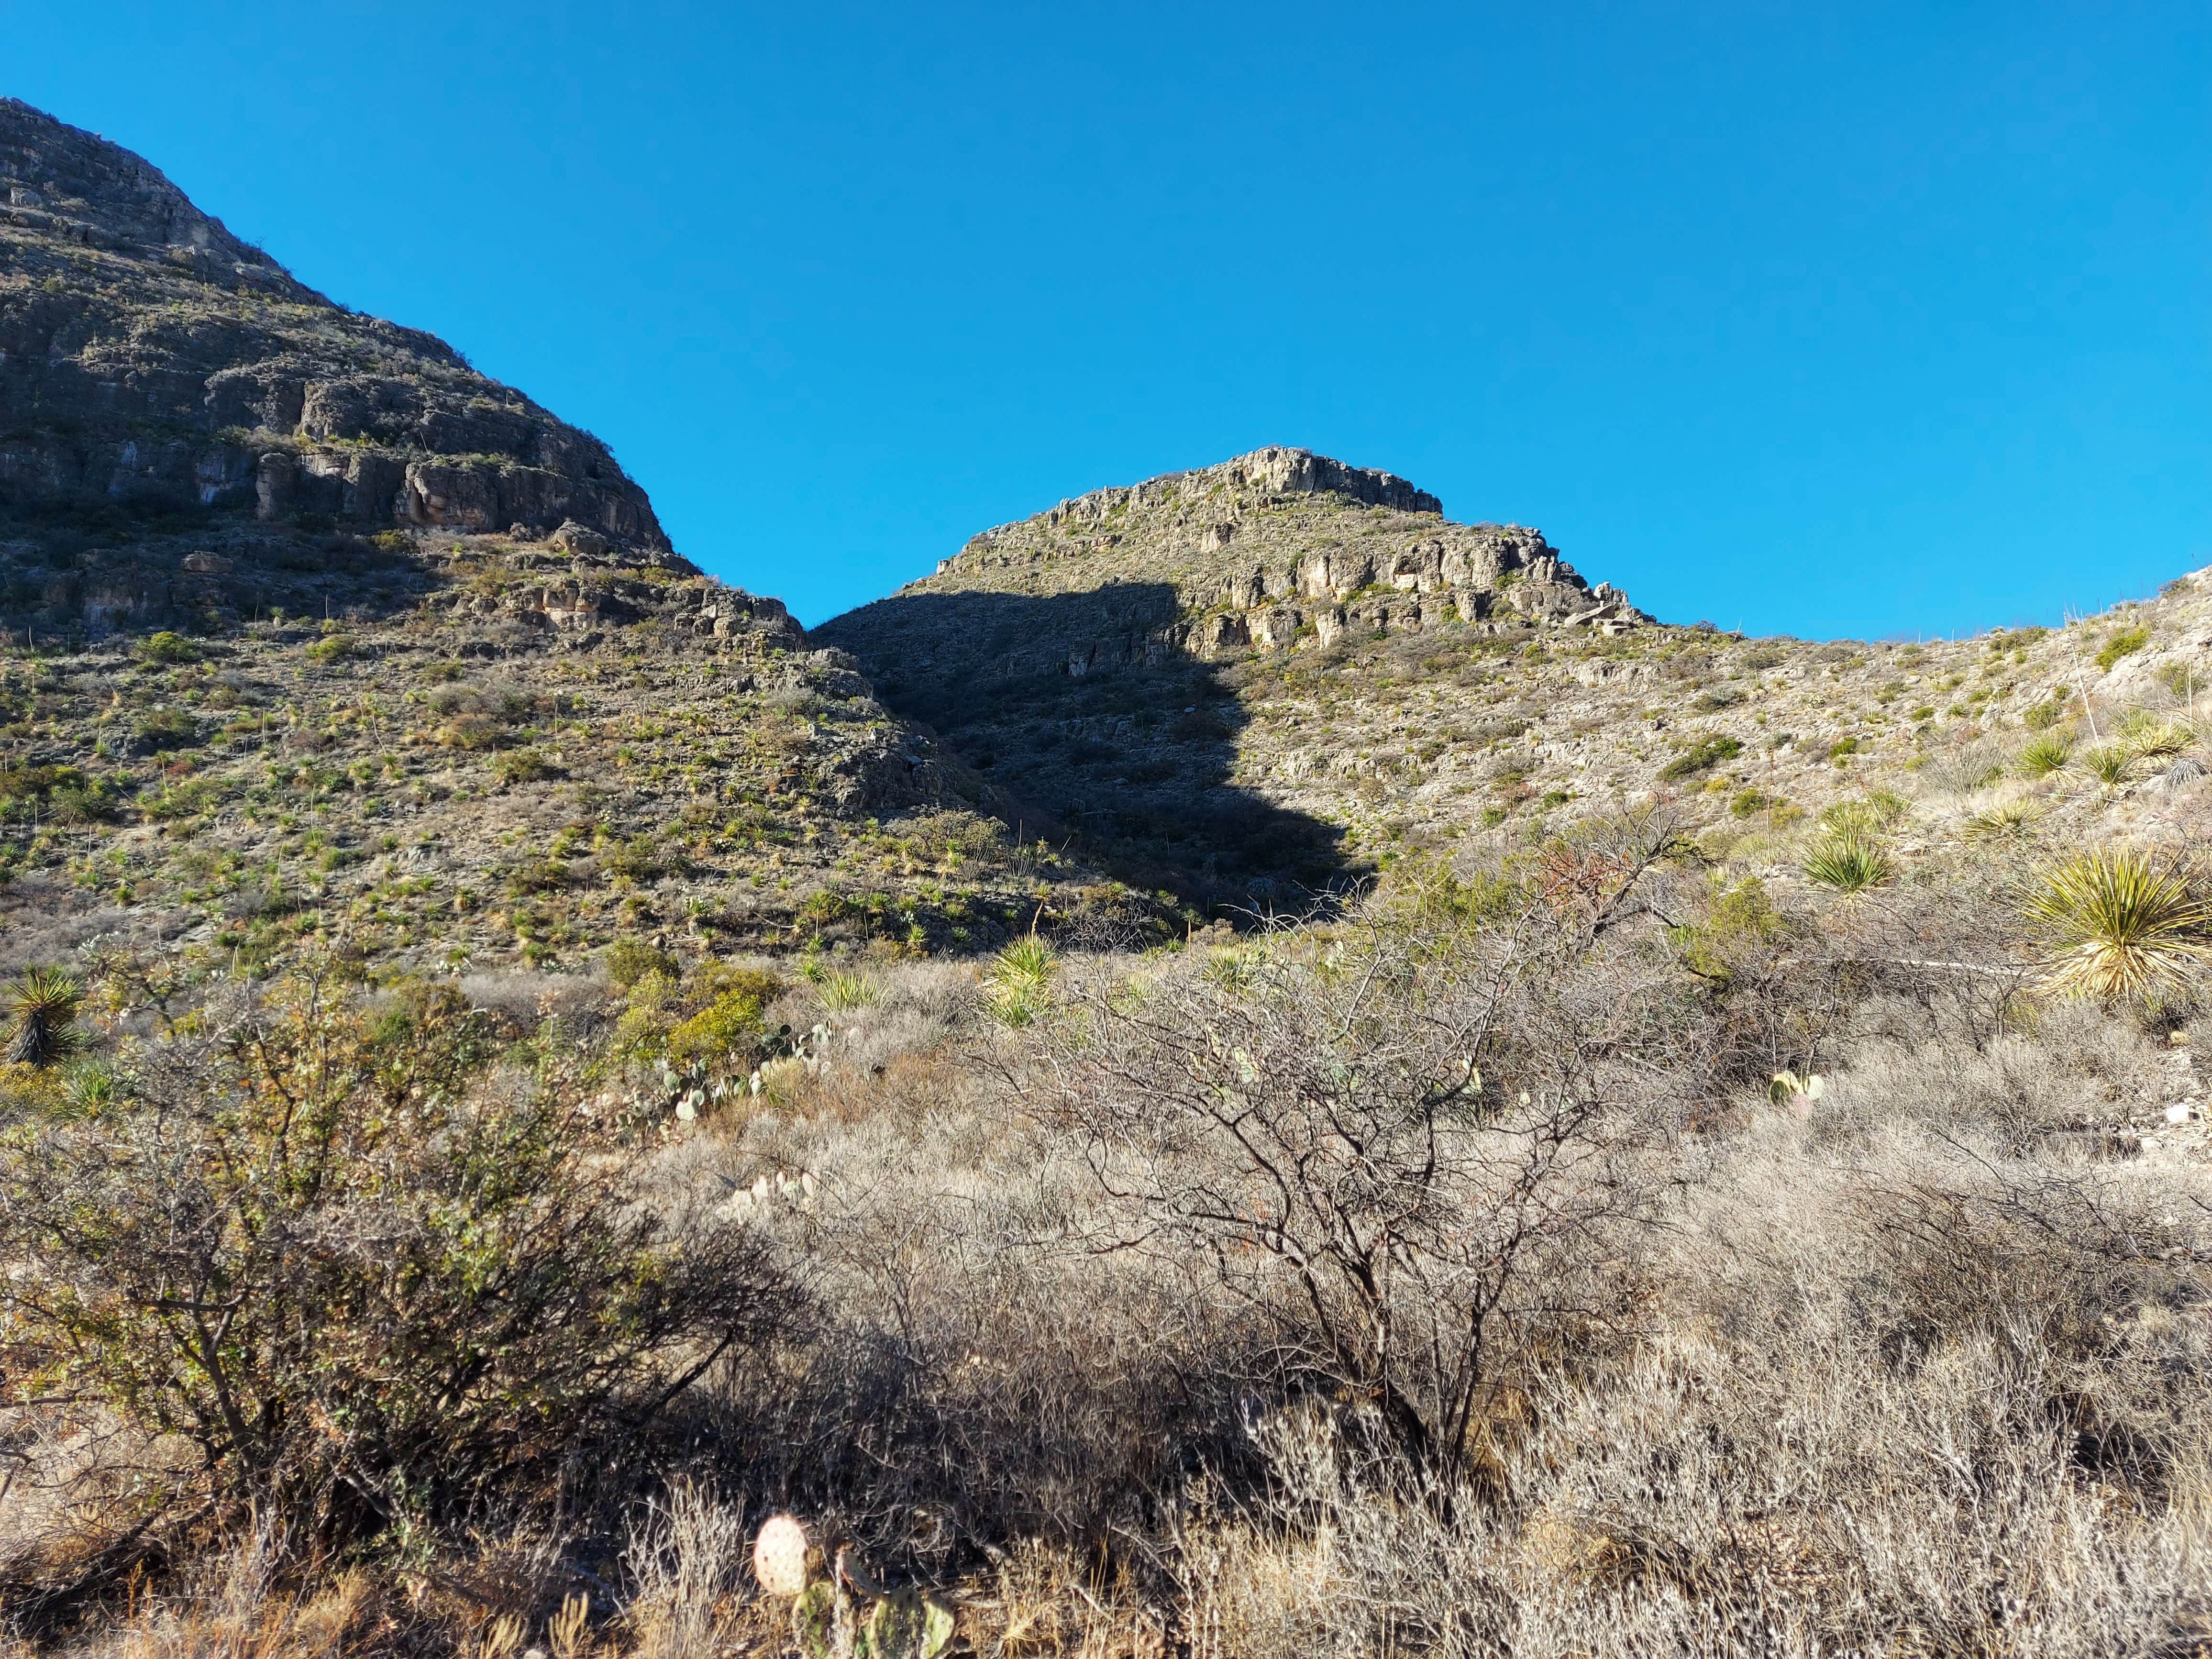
[984,934,1057,1027]
[819,970,879,1011]
[135,630,201,665]
[304,633,354,664]
[1729,789,1775,819]
[2095,626,2148,673]
[2027,848,2208,1004]
[1803,833,1893,895]
[2015,733,2074,777]
[2082,745,2134,787]
[133,707,201,750]
[494,747,561,785]
[1658,735,1742,782]
[605,937,679,989]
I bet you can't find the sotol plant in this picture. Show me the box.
[2025,848,2209,1004]
[1803,833,1894,895]
[2014,733,2074,779]
[984,934,1057,1028]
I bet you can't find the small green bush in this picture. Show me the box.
[606,937,679,989]
[1803,833,1894,895]
[135,630,201,665]
[1659,735,1742,782]
[984,934,1057,1028]
[2095,626,2148,673]
[2015,733,2074,777]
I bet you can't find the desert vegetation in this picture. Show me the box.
[6,745,2211,1654]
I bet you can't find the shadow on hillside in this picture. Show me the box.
[0,509,444,643]
[819,584,1370,917]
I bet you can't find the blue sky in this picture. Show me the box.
[8,1,2207,636]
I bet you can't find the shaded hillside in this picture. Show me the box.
[0,102,1155,981]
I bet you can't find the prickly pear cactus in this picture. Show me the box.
[856,1588,956,1659]
[792,1580,843,1659]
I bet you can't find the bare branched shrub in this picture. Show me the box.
[1020,844,1700,1481]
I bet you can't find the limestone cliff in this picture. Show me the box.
[0,99,664,550]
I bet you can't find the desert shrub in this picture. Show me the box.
[1025,867,1690,1480]
[819,969,879,1012]
[2025,847,2209,1006]
[2024,695,2069,730]
[606,937,679,989]
[5,966,84,1067]
[1658,734,1741,781]
[2016,732,2074,777]
[1727,788,1775,818]
[2095,625,2148,672]
[493,746,560,785]
[135,630,202,665]
[2116,710,2194,760]
[983,935,1055,1028]
[2081,744,2134,787]
[665,966,782,1067]
[133,706,202,750]
[0,977,788,1564]
[303,633,354,664]
[1965,797,2041,840]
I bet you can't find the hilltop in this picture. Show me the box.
[823,446,2212,905]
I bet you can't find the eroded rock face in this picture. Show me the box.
[824,448,1654,691]
[0,99,671,558]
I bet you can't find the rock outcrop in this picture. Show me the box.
[0,100,667,554]
[824,447,1652,691]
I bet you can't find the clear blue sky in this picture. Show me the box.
[9,1,2207,636]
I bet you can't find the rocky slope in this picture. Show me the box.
[0,102,1146,983]
[823,449,2212,907]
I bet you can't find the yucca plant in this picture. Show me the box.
[818,969,879,1012]
[984,934,1057,1028]
[7,966,85,1068]
[2025,848,2210,1005]
[1803,833,1894,895]
[1965,798,2042,841]
[2081,745,2135,788]
[2118,712,2194,761]
[2013,733,2074,779]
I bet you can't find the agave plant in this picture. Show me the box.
[2013,733,2075,779]
[983,934,1057,1028]
[7,967,86,1068]
[2025,848,2210,1004]
[1803,833,1894,895]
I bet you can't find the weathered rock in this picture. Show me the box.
[0,99,674,555]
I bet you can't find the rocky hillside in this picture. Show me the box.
[0,102,1148,984]
[824,448,2212,906]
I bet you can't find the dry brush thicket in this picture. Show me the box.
[5,791,2212,1658]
